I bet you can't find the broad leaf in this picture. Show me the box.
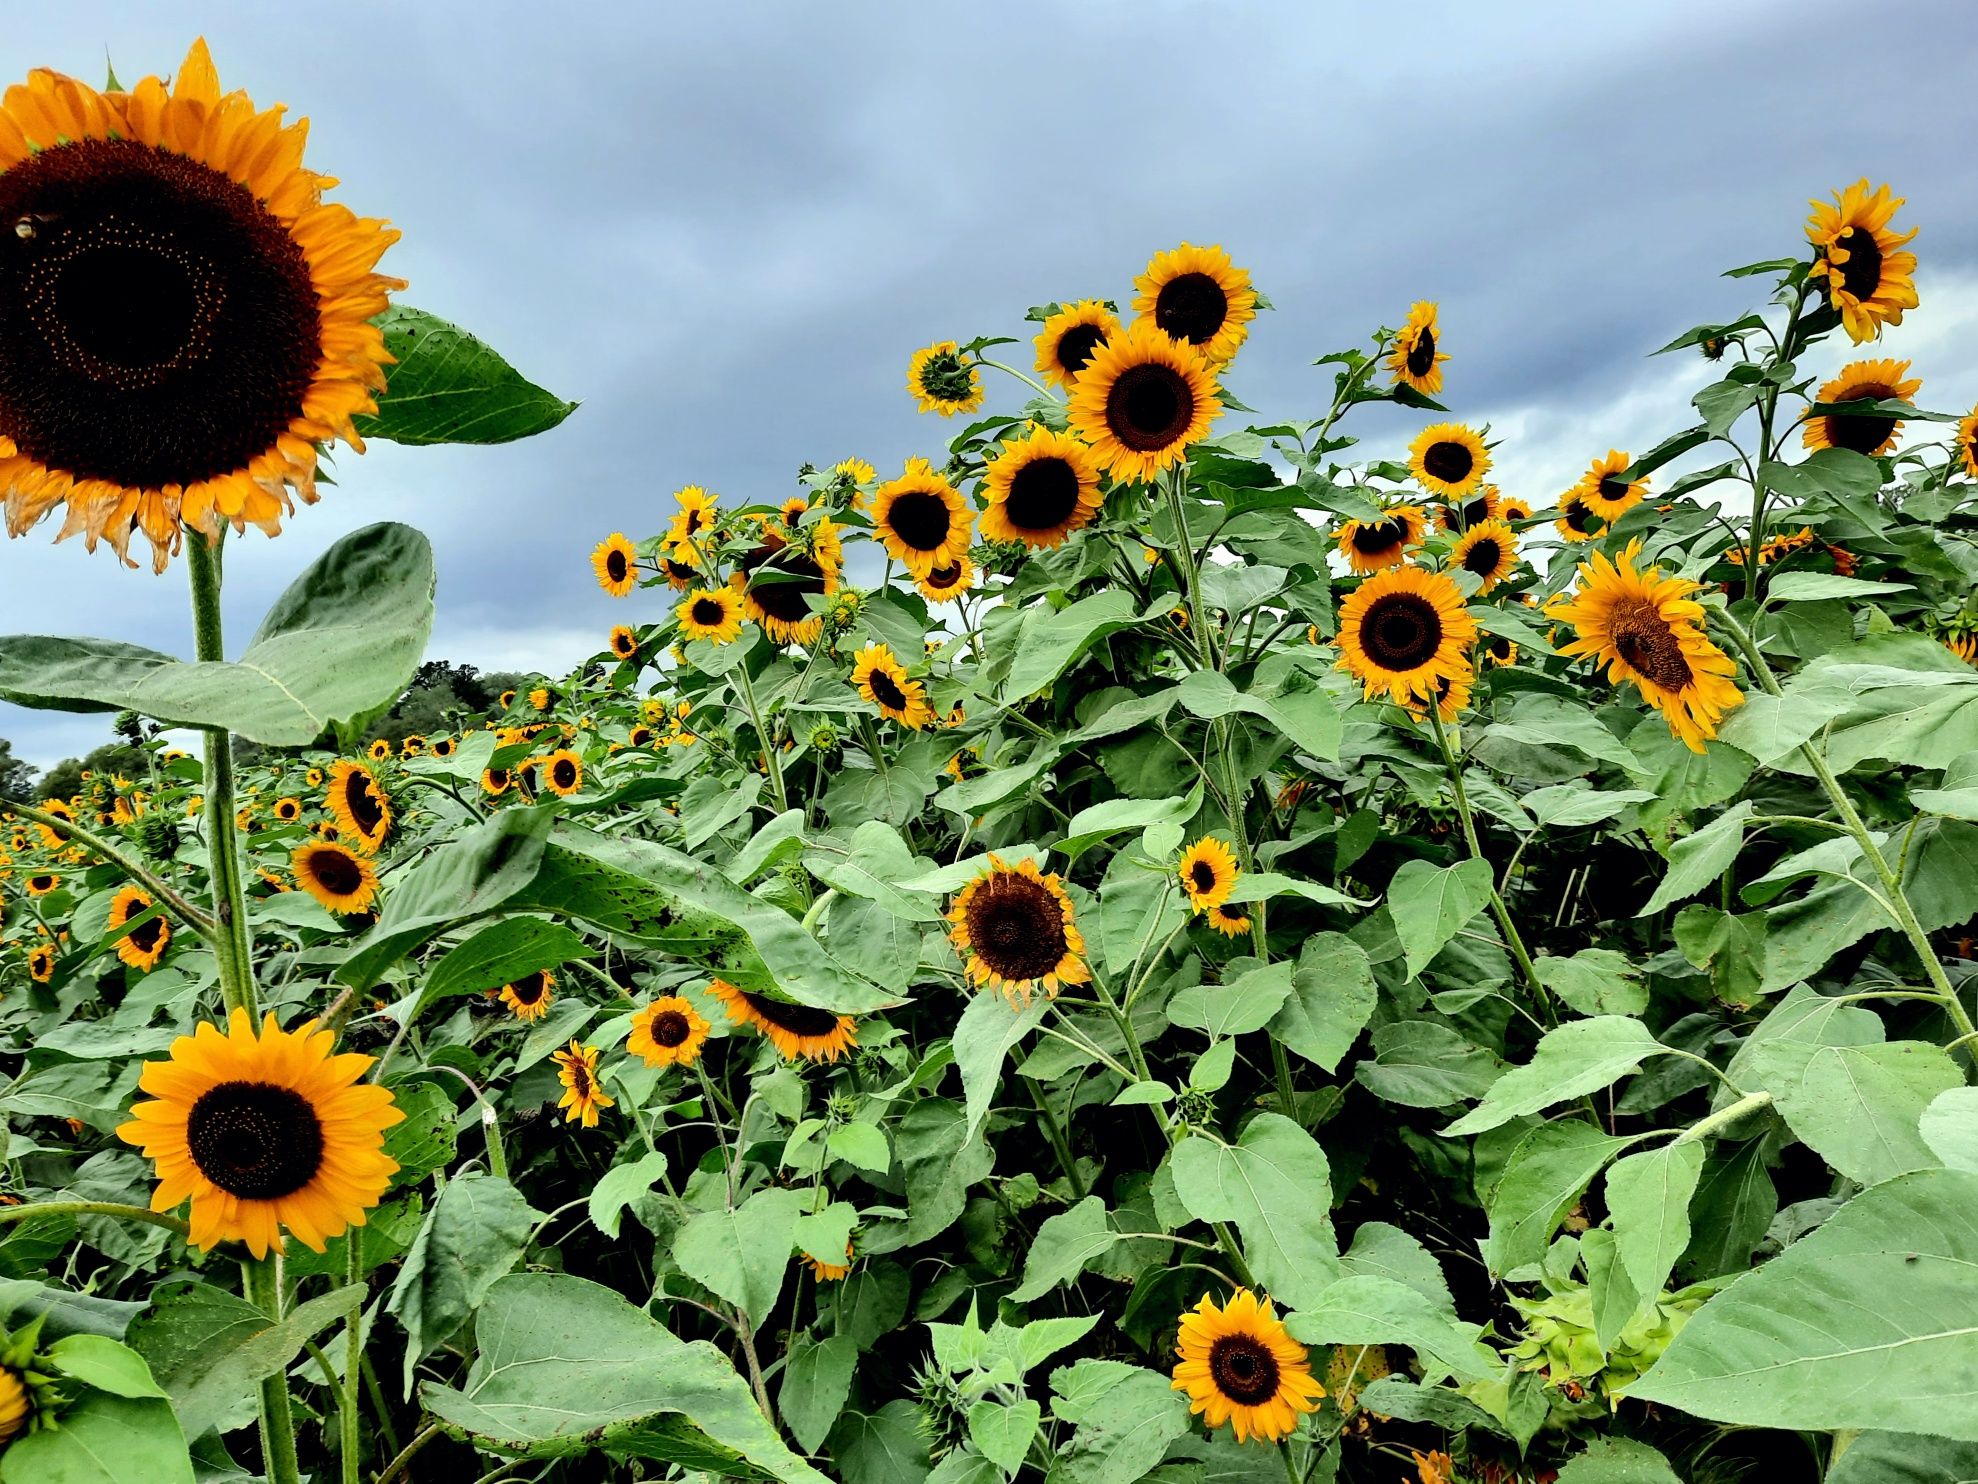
[357,304,575,445]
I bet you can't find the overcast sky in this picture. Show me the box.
[3,1,1976,769]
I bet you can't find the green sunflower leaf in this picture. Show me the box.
[357,304,575,445]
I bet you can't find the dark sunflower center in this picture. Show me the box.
[691,597,726,626]
[965,877,1068,983]
[886,490,954,552]
[1190,859,1218,893]
[868,668,911,711]
[1564,499,1596,534]
[1107,363,1195,453]
[1006,457,1081,531]
[1421,440,1474,485]
[1462,537,1506,576]
[1216,903,1246,922]
[665,558,697,581]
[1350,518,1407,555]
[487,768,510,789]
[186,1080,326,1201]
[307,849,364,897]
[919,351,974,402]
[650,1009,691,1048]
[926,563,964,591]
[1054,323,1106,376]
[1487,633,1515,660]
[551,758,578,789]
[1360,591,1444,671]
[614,633,634,654]
[566,1060,593,1097]
[740,544,827,622]
[741,992,843,1037]
[1595,476,1632,506]
[342,772,386,834]
[0,137,321,488]
[1611,602,1695,690]
[125,912,164,952]
[30,875,54,892]
[1154,272,1229,345]
[511,970,549,1005]
[1207,1334,1281,1406]
[1831,226,1884,301]
[1827,385,1898,454]
[606,549,629,582]
[1405,328,1437,377]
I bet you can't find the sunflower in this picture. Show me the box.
[1959,404,1978,481]
[947,855,1090,1002]
[366,738,391,763]
[1336,565,1477,705]
[108,885,170,972]
[833,457,877,501]
[1179,837,1239,913]
[399,735,426,758]
[116,1008,402,1256]
[1545,539,1744,751]
[1387,301,1447,395]
[1435,485,1502,533]
[626,995,711,1069]
[1482,632,1520,668]
[915,556,974,605]
[291,841,378,915]
[1171,1289,1324,1445]
[708,978,858,1062]
[1209,901,1252,938]
[551,1040,613,1128]
[734,525,841,646]
[25,873,57,897]
[31,799,72,852]
[1555,491,1601,544]
[1334,504,1426,574]
[806,1241,856,1283]
[26,943,53,983]
[1411,1451,1457,1484]
[667,485,718,548]
[1402,659,1476,725]
[1448,518,1518,593]
[481,766,512,796]
[1407,424,1491,500]
[1575,451,1646,524]
[677,585,743,644]
[980,425,1105,550]
[592,533,639,597]
[852,644,936,729]
[325,760,391,854]
[430,737,455,758]
[1034,299,1120,389]
[539,748,583,797]
[1806,179,1918,344]
[872,459,973,576]
[1132,243,1257,367]
[1804,359,1920,457]
[272,796,301,823]
[608,625,639,662]
[1946,626,1978,667]
[499,968,555,1021]
[660,546,701,590]
[906,340,983,417]
[530,687,553,712]
[1496,495,1535,523]
[1067,322,1221,484]
[0,41,402,571]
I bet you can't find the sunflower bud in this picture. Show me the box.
[133,813,181,862]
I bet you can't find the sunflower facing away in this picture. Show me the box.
[291,841,378,915]
[1033,299,1120,389]
[592,532,639,597]
[1804,359,1919,457]
[1545,539,1744,751]
[499,968,555,1021]
[1171,1289,1324,1444]
[1386,301,1447,395]
[807,1240,855,1283]
[1806,179,1918,344]
[708,978,858,1062]
[117,1008,402,1256]
[677,585,743,644]
[627,995,710,1069]
[1179,836,1239,913]
[0,41,403,570]
[1448,518,1518,593]
[325,759,391,854]
[852,643,936,729]
[907,340,983,417]
[914,556,973,605]
[1333,503,1426,574]
[1575,451,1646,525]
[1132,243,1257,367]
[734,524,841,645]
[1407,423,1491,500]
[552,1040,613,1127]
[947,854,1091,1002]
[980,425,1105,550]
[108,885,170,972]
[1067,321,1221,484]
[871,459,973,576]
[1336,565,1477,705]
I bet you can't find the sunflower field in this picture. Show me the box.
[4,37,1978,1484]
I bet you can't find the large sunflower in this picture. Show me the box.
[1545,539,1744,751]
[324,759,391,854]
[947,854,1090,1003]
[116,1008,402,1256]
[1178,836,1239,913]
[552,1040,613,1128]
[1033,300,1120,389]
[1333,504,1426,574]
[1804,359,1919,457]
[915,555,974,605]
[592,533,639,597]
[906,340,983,417]
[499,968,555,1021]
[734,525,840,645]
[1387,301,1447,395]
[1067,322,1220,484]
[980,425,1105,550]
[871,459,972,577]
[1407,424,1490,500]
[627,995,711,1069]
[291,841,378,915]
[1576,451,1646,524]
[1448,518,1518,593]
[1336,565,1476,704]
[1806,179,1918,344]
[852,643,936,729]
[108,885,170,972]
[1171,1289,1324,1445]
[677,585,743,644]
[707,979,858,1063]
[0,41,402,571]
[1132,243,1257,366]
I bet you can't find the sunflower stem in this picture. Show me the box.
[733,652,790,814]
[0,798,216,940]
[1025,1078,1087,1199]
[341,1234,365,1484]
[243,1256,304,1484]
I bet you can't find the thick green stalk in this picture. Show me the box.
[733,655,789,813]
[185,533,258,1020]
[341,1232,365,1484]
[243,1257,303,1484]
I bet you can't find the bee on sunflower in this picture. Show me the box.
[1804,359,1920,457]
[551,1040,614,1128]
[1132,243,1257,367]
[1805,179,1918,344]
[1386,301,1448,395]
[906,340,983,417]
[1336,566,1478,706]
[1033,300,1120,390]
[851,644,936,729]
[291,841,379,915]
[626,996,711,1069]
[1333,504,1426,574]
[947,855,1090,1002]
[1067,322,1221,484]
[1170,1289,1325,1444]
[980,425,1105,551]
[1407,424,1491,501]
[707,979,857,1062]
[1179,837,1239,913]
